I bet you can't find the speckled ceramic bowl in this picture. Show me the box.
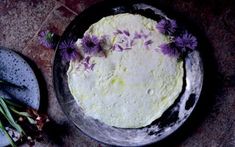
[53,0,204,146]
[0,47,40,146]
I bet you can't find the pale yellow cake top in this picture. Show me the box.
[67,13,183,128]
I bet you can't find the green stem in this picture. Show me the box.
[0,97,25,135]
[10,107,36,124]
[9,106,31,118]
[4,99,22,109]
[0,120,16,147]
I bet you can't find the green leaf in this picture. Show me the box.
[0,120,16,147]
[0,97,24,135]
[4,99,22,109]
[27,117,36,125]
[9,107,37,124]
[9,106,31,118]
[46,32,54,42]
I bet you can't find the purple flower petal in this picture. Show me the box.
[133,30,149,40]
[144,40,153,46]
[84,56,90,63]
[159,43,180,57]
[124,47,132,50]
[82,56,95,71]
[175,32,198,50]
[81,35,103,55]
[125,38,132,48]
[156,19,177,35]
[90,63,95,70]
[134,32,142,39]
[117,29,123,34]
[140,30,149,39]
[114,29,123,35]
[117,44,124,51]
[130,39,135,46]
[123,30,130,36]
[59,39,79,61]
[113,44,124,52]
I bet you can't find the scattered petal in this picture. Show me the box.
[134,32,142,39]
[124,47,132,50]
[134,30,149,39]
[125,38,132,48]
[140,30,149,39]
[117,44,124,51]
[130,39,135,46]
[144,40,153,46]
[123,30,130,36]
[81,56,96,71]
[116,29,123,34]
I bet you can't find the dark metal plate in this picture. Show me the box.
[53,1,204,146]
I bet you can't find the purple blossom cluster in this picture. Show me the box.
[113,29,152,51]
[59,34,106,72]
[156,18,198,57]
[59,34,104,72]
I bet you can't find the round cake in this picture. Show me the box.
[67,13,184,128]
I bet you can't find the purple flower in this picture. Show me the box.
[140,30,149,39]
[81,35,103,55]
[130,39,135,46]
[175,32,198,50]
[159,43,180,57]
[81,56,95,71]
[59,39,79,61]
[114,29,123,35]
[113,44,124,51]
[134,32,142,39]
[133,30,149,40]
[144,40,153,46]
[114,29,130,36]
[156,19,177,35]
[38,30,57,48]
[123,30,130,36]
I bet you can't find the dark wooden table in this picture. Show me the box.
[0,0,234,146]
